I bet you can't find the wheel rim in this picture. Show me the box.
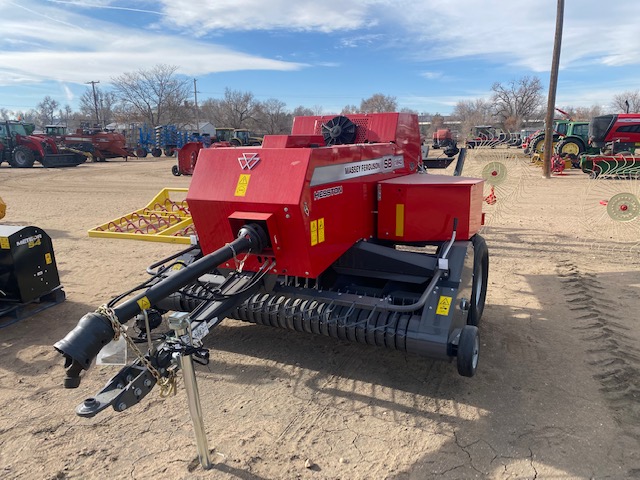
[471,336,479,370]
[561,142,580,156]
[473,264,484,309]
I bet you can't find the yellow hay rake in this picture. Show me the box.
[88,188,195,244]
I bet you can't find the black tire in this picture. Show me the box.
[10,145,35,168]
[467,234,489,327]
[230,138,241,147]
[164,148,175,157]
[151,147,162,157]
[135,147,148,158]
[171,164,181,176]
[530,135,545,155]
[555,138,585,158]
[457,325,479,377]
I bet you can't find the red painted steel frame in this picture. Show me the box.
[187,113,482,278]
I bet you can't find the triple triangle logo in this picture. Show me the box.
[238,153,260,170]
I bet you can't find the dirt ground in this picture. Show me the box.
[1,148,639,480]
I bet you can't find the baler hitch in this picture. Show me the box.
[54,223,269,389]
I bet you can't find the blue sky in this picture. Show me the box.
[1,0,639,116]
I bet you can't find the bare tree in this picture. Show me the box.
[200,88,261,129]
[291,106,315,117]
[35,96,60,126]
[80,88,119,127]
[555,105,604,121]
[491,76,544,130]
[341,104,359,114]
[255,99,291,134]
[55,105,73,127]
[0,108,11,121]
[452,99,494,138]
[611,90,640,113]
[111,64,191,126]
[359,93,397,113]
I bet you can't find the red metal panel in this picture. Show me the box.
[377,174,484,241]
[187,113,441,278]
[188,147,419,277]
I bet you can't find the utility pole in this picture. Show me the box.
[86,80,100,128]
[193,79,200,134]
[542,0,564,178]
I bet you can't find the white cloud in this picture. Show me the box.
[0,0,306,87]
[156,0,383,34]
[62,84,74,102]
[390,0,640,71]
[421,71,444,80]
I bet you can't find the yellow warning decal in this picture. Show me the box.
[234,174,251,197]
[318,217,325,243]
[436,296,452,316]
[395,204,404,237]
[45,253,52,265]
[0,237,9,249]
[137,296,152,311]
[310,218,326,246]
[310,220,318,246]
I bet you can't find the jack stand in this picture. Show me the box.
[168,312,213,470]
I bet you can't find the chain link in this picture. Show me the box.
[96,305,177,397]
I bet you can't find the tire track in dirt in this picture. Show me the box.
[556,260,640,446]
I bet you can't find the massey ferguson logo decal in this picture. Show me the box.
[238,153,260,170]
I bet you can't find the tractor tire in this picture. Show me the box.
[249,141,262,146]
[171,164,181,176]
[135,147,148,158]
[467,234,489,327]
[457,325,479,377]
[151,147,162,157]
[556,138,585,158]
[230,138,241,147]
[530,135,545,155]
[10,145,35,168]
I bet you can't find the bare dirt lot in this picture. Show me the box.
[1,150,639,480]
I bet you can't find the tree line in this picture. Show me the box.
[1,64,639,139]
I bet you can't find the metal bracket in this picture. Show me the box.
[76,360,157,417]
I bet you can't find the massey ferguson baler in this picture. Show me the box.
[54,113,489,462]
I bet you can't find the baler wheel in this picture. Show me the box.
[457,325,479,377]
[467,234,489,327]
[171,164,181,176]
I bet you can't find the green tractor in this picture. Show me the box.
[528,120,589,159]
[553,122,591,164]
[215,128,263,146]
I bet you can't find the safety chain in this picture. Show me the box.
[226,242,250,273]
[96,305,177,397]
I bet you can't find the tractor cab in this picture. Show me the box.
[45,125,67,136]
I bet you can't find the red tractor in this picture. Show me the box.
[44,125,130,161]
[587,113,640,154]
[0,121,86,168]
[580,113,640,177]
